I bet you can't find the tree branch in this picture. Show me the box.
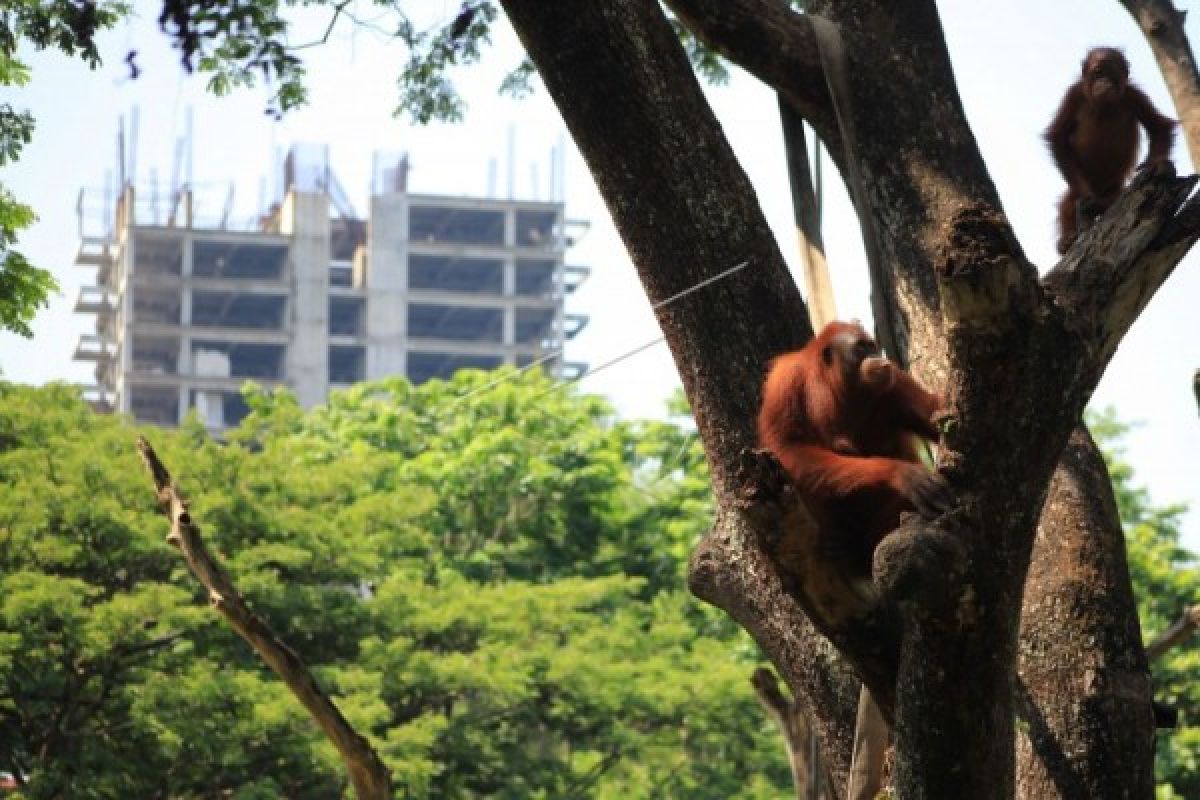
[1015,427,1155,796]
[135,436,392,800]
[1043,170,1200,362]
[664,0,842,154]
[292,0,353,50]
[752,667,824,800]
[751,666,793,723]
[1193,368,1199,415]
[1145,605,1200,661]
[1118,0,1200,168]
[689,461,859,789]
[497,2,1199,796]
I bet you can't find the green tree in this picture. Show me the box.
[1,1,132,336]
[0,374,787,797]
[0,383,348,797]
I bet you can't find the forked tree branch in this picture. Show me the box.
[136,436,392,800]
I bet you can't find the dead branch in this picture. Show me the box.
[1043,170,1200,362]
[135,436,392,800]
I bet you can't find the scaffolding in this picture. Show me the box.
[73,140,591,429]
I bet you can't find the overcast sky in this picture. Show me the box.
[4,1,1198,549]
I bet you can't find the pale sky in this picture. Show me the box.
[3,1,1198,549]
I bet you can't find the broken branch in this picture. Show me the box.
[135,436,392,800]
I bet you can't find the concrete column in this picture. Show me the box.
[281,190,331,407]
[364,192,407,379]
[503,256,516,357]
[117,237,134,414]
[504,207,516,247]
[179,234,192,379]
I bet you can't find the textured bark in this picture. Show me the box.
[136,437,392,800]
[1016,429,1154,800]
[691,492,859,792]
[498,1,1200,797]
[1119,0,1200,168]
[801,4,1031,795]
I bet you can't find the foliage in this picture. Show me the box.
[1,0,128,337]
[0,187,55,338]
[158,0,307,114]
[0,57,49,337]
[62,0,733,123]
[0,374,788,797]
[1090,409,1200,800]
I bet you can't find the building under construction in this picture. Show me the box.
[73,146,590,430]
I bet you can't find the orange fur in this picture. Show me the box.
[757,321,944,573]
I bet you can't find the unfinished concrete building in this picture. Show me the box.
[74,148,590,430]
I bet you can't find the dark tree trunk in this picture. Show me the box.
[1016,429,1154,799]
[666,10,1163,795]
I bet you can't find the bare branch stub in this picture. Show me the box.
[135,437,393,800]
[934,203,1038,334]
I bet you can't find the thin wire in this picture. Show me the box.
[529,335,666,401]
[648,259,749,313]
[445,258,750,409]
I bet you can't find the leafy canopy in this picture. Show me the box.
[0,373,788,798]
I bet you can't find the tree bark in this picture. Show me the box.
[1016,429,1155,800]
[664,0,843,155]
[1144,605,1200,661]
[675,7,1159,799]
[1118,0,1200,169]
